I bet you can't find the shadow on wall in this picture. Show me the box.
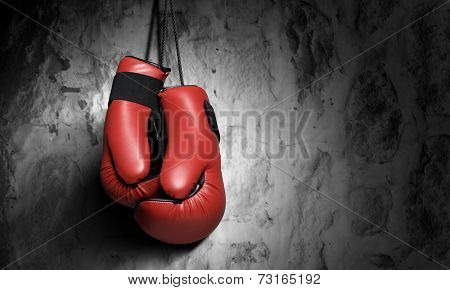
[5,172,203,269]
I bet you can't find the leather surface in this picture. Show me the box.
[116,56,169,81]
[100,57,225,243]
[134,86,226,244]
[100,56,166,207]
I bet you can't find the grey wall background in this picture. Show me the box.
[0,0,448,269]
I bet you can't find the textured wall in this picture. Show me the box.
[0,0,449,269]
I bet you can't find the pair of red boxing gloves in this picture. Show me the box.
[100,56,225,244]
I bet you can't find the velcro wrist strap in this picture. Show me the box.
[108,72,162,110]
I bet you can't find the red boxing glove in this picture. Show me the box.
[100,56,169,207]
[134,86,226,244]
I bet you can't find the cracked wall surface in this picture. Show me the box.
[0,0,449,269]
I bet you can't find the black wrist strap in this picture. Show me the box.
[108,72,162,110]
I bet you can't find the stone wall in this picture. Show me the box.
[0,0,448,269]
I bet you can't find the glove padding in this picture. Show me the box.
[100,56,169,207]
[134,86,226,244]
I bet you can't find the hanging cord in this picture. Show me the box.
[169,0,184,85]
[159,0,184,85]
[160,0,169,66]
